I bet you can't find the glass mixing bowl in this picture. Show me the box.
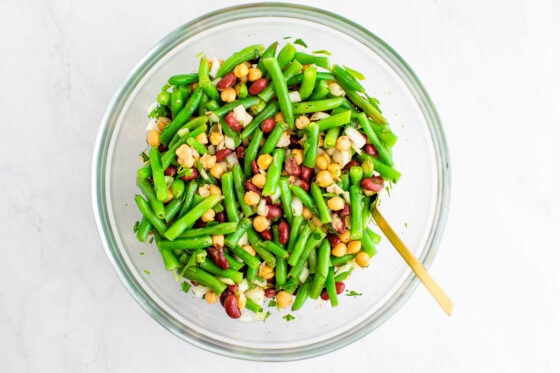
[92,3,450,361]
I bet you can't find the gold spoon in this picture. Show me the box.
[371,206,454,315]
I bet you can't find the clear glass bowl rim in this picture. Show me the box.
[91,2,451,361]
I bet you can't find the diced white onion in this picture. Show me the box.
[331,149,352,168]
[233,104,253,127]
[238,279,250,293]
[256,199,268,216]
[192,285,210,298]
[276,131,291,148]
[224,136,236,150]
[225,153,239,167]
[345,126,366,149]
[245,286,265,306]
[209,57,220,78]
[145,118,158,131]
[291,197,303,216]
[217,276,235,285]
[310,111,330,121]
[299,266,310,283]
[238,232,249,247]
[206,111,220,123]
[326,183,345,196]
[328,82,345,96]
[288,90,302,103]
[269,186,281,204]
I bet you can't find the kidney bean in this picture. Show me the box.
[292,178,309,192]
[224,112,243,132]
[236,145,246,159]
[300,166,313,181]
[215,211,226,223]
[193,220,207,228]
[164,165,177,177]
[207,247,230,270]
[266,204,282,219]
[335,282,346,294]
[331,214,346,234]
[289,136,300,148]
[260,117,275,134]
[157,144,169,153]
[278,221,289,244]
[320,290,329,300]
[364,144,378,156]
[248,78,268,95]
[340,204,350,217]
[220,288,234,306]
[215,148,233,162]
[260,229,273,241]
[191,280,200,287]
[343,160,361,171]
[328,234,341,247]
[251,159,261,175]
[216,72,236,91]
[361,176,384,192]
[264,288,277,298]
[180,168,199,181]
[223,294,242,319]
[244,179,262,194]
[264,196,280,206]
[227,284,238,293]
[284,156,301,176]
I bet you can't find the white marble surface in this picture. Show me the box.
[2,0,559,371]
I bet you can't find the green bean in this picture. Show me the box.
[286,72,334,86]
[218,118,242,148]
[245,265,257,284]
[350,165,364,186]
[368,118,398,147]
[257,41,278,76]
[198,93,208,117]
[148,147,168,202]
[216,44,265,78]
[287,223,312,266]
[275,257,288,286]
[277,42,296,69]
[356,112,393,166]
[317,110,351,131]
[262,148,285,197]
[260,121,287,154]
[136,165,151,180]
[224,217,251,249]
[198,55,219,102]
[205,99,219,111]
[278,177,293,225]
[260,240,289,259]
[258,60,303,103]
[316,239,331,279]
[178,222,238,238]
[170,88,183,118]
[157,236,213,251]
[272,224,280,244]
[170,178,185,199]
[360,154,401,182]
[361,156,375,178]
[253,241,276,268]
[212,96,261,117]
[310,182,332,224]
[231,164,254,217]
[136,177,165,219]
[325,267,338,306]
[307,246,317,274]
[262,57,294,128]
[237,82,248,98]
[332,64,365,93]
[334,267,354,282]
[330,254,355,267]
[164,194,223,240]
[298,66,316,100]
[182,266,227,295]
[168,73,198,86]
[246,227,261,246]
[308,80,329,100]
[199,258,243,284]
[221,171,240,224]
[289,184,316,213]
[240,101,278,140]
[164,197,183,222]
[134,195,167,235]
[323,127,340,149]
[178,180,198,218]
[294,52,329,69]
[186,137,209,155]
[136,216,151,243]
[288,228,326,280]
[229,245,261,270]
[245,297,263,313]
[309,273,327,300]
[159,248,181,270]
[173,116,208,141]
[360,228,378,258]
[349,185,363,240]
[244,128,264,178]
[367,228,382,244]
[344,87,386,124]
[339,173,350,191]
[160,86,203,144]
[224,253,245,271]
[291,277,311,310]
[293,97,345,114]
[303,122,319,168]
[287,215,304,253]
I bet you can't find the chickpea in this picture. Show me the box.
[212,234,225,248]
[209,131,224,146]
[312,215,323,227]
[339,230,351,243]
[247,67,262,82]
[146,129,161,147]
[220,87,237,103]
[200,154,216,169]
[336,136,352,151]
[295,115,310,129]
[347,240,362,254]
[291,149,304,165]
[257,154,273,170]
[233,63,249,78]
[274,112,285,123]
[253,215,270,232]
[258,263,275,280]
[328,163,342,179]
[196,132,208,145]
[177,156,194,168]
[302,207,313,220]
[156,117,170,131]
[276,291,293,308]
[331,242,347,257]
[327,196,345,211]
[316,170,334,188]
[175,144,192,159]
[236,292,247,310]
[209,163,225,179]
[355,252,371,267]
[201,209,216,222]
[251,173,266,189]
[244,191,260,206]
[205,290,219,304]
[242,245,256,256]
[208,184,222,196]
[315,154,331,170]
[198,184,211,197]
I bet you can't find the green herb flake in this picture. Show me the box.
[268,300,277,307]
[133,221,140,233]
[312,49,331,56]
[181,281,192,293]
[346,290,362,297]
[144,270,151,275]
[139,251,145,256]
[294,38,308,47]
[283,314,296,321]
[283,36,292,40]
[404,222,408,228]
[148,236,155,244]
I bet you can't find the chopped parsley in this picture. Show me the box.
[294,38,308,47]
[312,49,331,55]
[181,281,192,293]
[346,290,362,297]
[283,314,296,321]
[144,270,151,275]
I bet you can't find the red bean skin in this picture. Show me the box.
[223,294,242,319]
[248,78,269,95]
[278,221,289,244]
[217,72,236,91]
